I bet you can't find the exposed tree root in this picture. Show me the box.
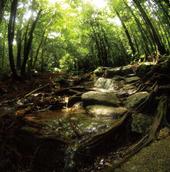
[112,96,168,169]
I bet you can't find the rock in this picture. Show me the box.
[94,77,116,90]
[82,91,120,106]
[117,84,137,97]
[94,77,125,91]
[125,91,149,108]
[94,67,107,77]
[114,136,170,172]
[158,127,170,140]
[136,64,153,77]
[105,65,134,78]
[68,95,82,107]
[131,113,153,134]
[86,105,127,119]
[125,76,140,83]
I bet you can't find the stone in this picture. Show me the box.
[86,105,127,119]
[68,95,82,107]
[125,76,140,83]
[82,91,120,106]
[125,91,149,108]
[117,84,137,97]
[114,136,170,172]
[136,64,153,77]
[131,113,153,134]
[94,67,106,77]
[94,77,116,90]
[105,65,134,78]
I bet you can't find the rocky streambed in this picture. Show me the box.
[1,62,170,172]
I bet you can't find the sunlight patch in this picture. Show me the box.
[107,17,122,26]
[85,0,107,9]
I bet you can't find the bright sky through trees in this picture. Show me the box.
[85,0,107,9]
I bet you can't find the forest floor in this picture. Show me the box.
[0,58,170,172]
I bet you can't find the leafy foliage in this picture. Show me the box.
[0,0,169,76]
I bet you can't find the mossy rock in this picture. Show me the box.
[82,91,120,107]
[113,136,170,172]
[125,92,149,109]
[131,113,153,134]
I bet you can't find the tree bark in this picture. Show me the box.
[8,0,18,78]
[115,10,136,56]
[21,9,42,76]
[133,0,166,55]
[16,29,22,70]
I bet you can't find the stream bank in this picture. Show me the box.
[0,58,170,172]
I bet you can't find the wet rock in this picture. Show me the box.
[68,95,82,107]
[94,77,116,90]
[82,91,120,107]
[117,84,137,97]
[131,113,153,134]
[104,65,134,78]
[125,76,140,83]
[86,105,127,119]
[94,67,107,77]
[125,91,149,108]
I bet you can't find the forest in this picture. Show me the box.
[0,0,170,172]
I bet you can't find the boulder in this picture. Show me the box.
[125,91,149,108]
[105,65,134,78]
[94,67,107,77]
[94,77,116,90]
[82,91,120,106]
[68,95,82,107]
[125,76,140,83]
[86,105,127,119]
[131,113,153,134]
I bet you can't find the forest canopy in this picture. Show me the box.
[0,0,169,78]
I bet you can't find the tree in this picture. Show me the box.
[8,0,18,78]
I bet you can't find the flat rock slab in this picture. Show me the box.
[125,76,140,83]
[86,105,127,119]
[82,91,120,106]
[125,91,149,108]
[94,77,125,91]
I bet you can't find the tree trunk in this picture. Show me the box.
[8,0,18,78]
[16,29,22,70]
[33,30,46,69]
[0,0,7,22]
[133,0,166,55]
[21,9,42,76]
[115,10,136,56]
[123,0,152,56]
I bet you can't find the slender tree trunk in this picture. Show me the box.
[0,0,7,22]
[21,9,42,76]
[8,0,18,78]
[115,10,136,56]
[123,0,152,55]
[33,30,46,68]
[16,29,22,70]
[133,0,166,54]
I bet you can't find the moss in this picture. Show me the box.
[113,137,170,172]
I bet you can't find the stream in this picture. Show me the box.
[0,64,154,172]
